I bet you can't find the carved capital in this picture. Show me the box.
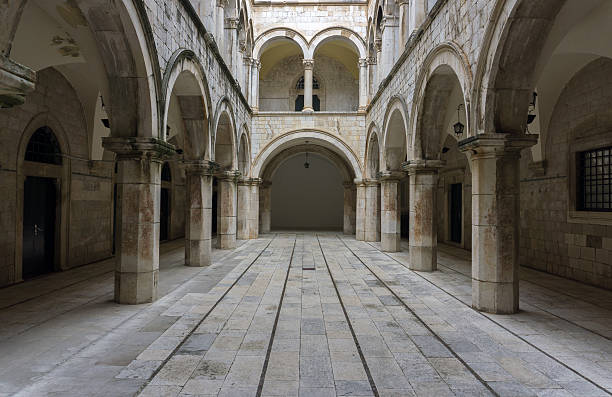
[358,58,368,68]
[302,59,314,70]
[225,17,239,29]
[374,38,382,52]
[0,55,36,108]
[182,160,218,176]
[102,137,176,161]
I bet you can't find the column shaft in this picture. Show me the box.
[259,182,272,233]
[355,182,366,241]
[380,174,402,252]
[381,16,399,78]
[343,183,356,235]
[103,137,174,304]
[237,179,250,240]
[459,134,537,314]
[250,60,260,110]
[358,59,368,111]
[184,161,214,267]
[217,172,238,249]
[364,180,381,242]
[248,181,260,238]
[303,59,314,112]
[405,160,443,272]
[215,2,225,50]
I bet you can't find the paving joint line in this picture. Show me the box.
[256,234,298,397]
[360,238,612,396]
[135,235,278,395]
[336,235,499,397]
[316,234,380,397]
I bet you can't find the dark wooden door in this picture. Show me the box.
[23,176,56,278]
[160,188,170,241]
[449,183,462,244]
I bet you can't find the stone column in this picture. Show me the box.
[102,137,174,304]
[302,59,314,112]
[380,171,403,252]
[259,181,272,233]
[236,177,250,240]
[358,58,368,111]
[250,59,261,110]
[343,182,356,235]
[215,0,226,50]
[459,134,538,314]
[381,16,399,78]
[408,0,426,37]
[355,180,366,241]
[375,39,382,88]
[184,160,216,267]
[224,17,238,68]
[364,179,381,242]
[248,179,261,238]
[398,0,410,49]
[404,160,444,272]
[244,56,252,103]
[367,57,377,101]
[217,171,239,249]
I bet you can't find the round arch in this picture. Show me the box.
[308,27,367,59]
[162,49,212,160]
[212,98,238,170]
[251,129,363,180]
[381,96,409,171]
[253,28,309,60]
[237,125,251,175]
[364,123,381,179]
[410,43,472,159]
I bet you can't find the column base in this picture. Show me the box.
[381,233,401,252]
[408,245,436,272]
[302,107,314,113]
[186,239,212,267]
[472,279,518,314]
[114,270,158,304]
[218,234,236,249]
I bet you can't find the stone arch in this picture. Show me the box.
[474,0,567,135]
[365,123,381,179]
[253,28,308,60]
[212,98,237,170]
[308,27,367,59]
[237,125,251,175]
[382,96,409,171]
[410,43,472,160]
[251,129,363,180]
[162,49,212,161]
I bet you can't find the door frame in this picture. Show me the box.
[440,168,466,249]
[15,113,71,282]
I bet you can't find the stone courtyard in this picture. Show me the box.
[1,233,610,396]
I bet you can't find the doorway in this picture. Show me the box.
[22,176,57,278]
[160,188,170,241]
[449,183,462,244]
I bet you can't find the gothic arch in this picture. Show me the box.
[162,49,212,160]
[410,42,472,159]
[251,129,363,180]
[253,28,309,60]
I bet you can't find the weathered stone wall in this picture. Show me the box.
[260,55,358,112]
[252,3,367,38]
[519,58,612,289]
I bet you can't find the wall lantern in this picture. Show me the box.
[453,103,465,136]
[304,152,310,169]
[527,92,538,125]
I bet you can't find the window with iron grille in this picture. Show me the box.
[25,126,62,165]
[295,76,320,89]
[578,146,612,211]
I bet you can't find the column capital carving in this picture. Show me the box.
[217,0,228,7]
[367,56,377,65]
[0,55,36,108]
[363,178,380,186]
[216,169,241,181]
[225,17,239,29]
[358,58,368,68]
[458,133,539,157]
[401,159,445,173]
[102,137,175,161]
[238,177,262,186]
[244,56,253,66]
[252,59,261,69]
[379,170,405,181]
[302,59,314,70]
[182,160,218,176]
[374,38,382,52]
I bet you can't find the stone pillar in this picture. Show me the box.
[215,0,226,50]
[259,181,272,233]
[367,57,377,101]
[404,160,443,272]
[343,182,356,235]
[217,171,239,249]
[237,178,250,240]
[358,58,368,111]
[102,137,174,304]
[244,56,252,102]
[302,59,314,112]
[375,39,382,88]
[355,180,366,241]
[459,134,538,314]
[380,171,403,252]
[248,179,260,238]
[381,16,399,78]
[224,17,238,68]
[250,59,261,110]
[408,0,426,37]
[398,0,410,49]
[184,160,216,267]
[364,179,381,242]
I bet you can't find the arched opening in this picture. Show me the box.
[213,109,237,249]
[21,126,64,279]
[160,162,172,242]
[364,131,382,242]
[294,75,321,111]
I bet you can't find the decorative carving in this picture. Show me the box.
[225,17,239,29]
[265,122,274,139]
[302,59,314,70]
[358,58,368,68]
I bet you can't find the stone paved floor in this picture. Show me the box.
[2,233,612,396]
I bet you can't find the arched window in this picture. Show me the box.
[295,75,321,111]
[161,162,172,182]
[295,76,320,89]
[25,126,62,165]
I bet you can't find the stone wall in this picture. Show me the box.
[519,58,612,289]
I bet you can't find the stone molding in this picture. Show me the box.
[182,160,218,176]
[302,59,314,70]
[378,170,405,181]
[0,55,36,108]
[102,137,175,161]
[458,133,539,156]
[402,159,445,173]
[216,169,241,181]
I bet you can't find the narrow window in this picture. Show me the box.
[578,146,611,211]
